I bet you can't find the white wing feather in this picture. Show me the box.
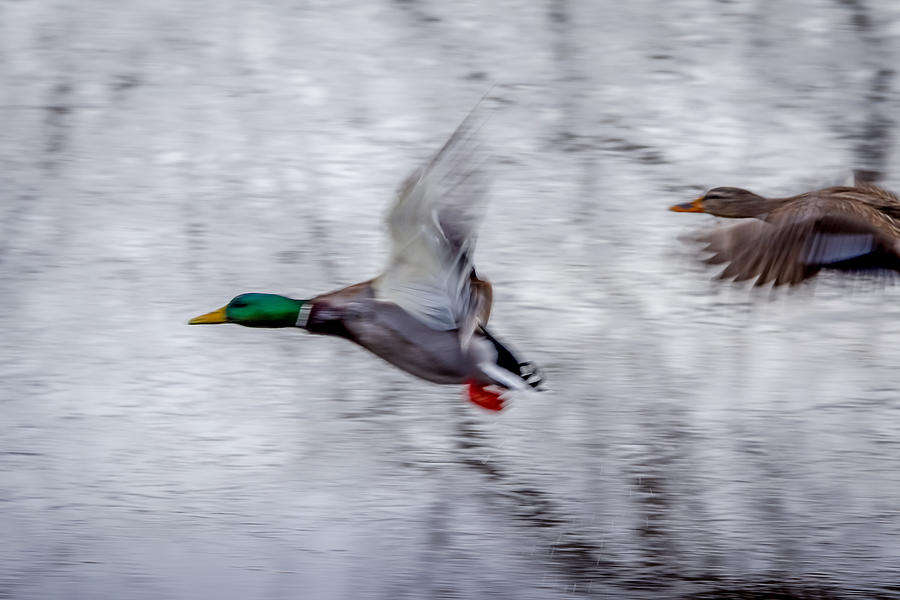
[373,109,490,333]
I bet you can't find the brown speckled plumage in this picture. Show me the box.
[671,176,900,286]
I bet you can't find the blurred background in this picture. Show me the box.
[4,1,900,598]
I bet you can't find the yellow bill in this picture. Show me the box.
[188,306,228,324]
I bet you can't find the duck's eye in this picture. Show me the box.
[232,300,247,308]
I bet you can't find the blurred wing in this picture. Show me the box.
[373,107,491,332]
[699,212,900,286]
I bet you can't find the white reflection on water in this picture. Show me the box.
[3,1,900,598]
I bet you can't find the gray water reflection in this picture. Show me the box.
[4,1,900,598]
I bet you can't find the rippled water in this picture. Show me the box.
[4,1,900,598]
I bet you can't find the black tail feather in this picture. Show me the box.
[479,326,543,389]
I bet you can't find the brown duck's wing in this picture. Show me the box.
[853,183,900,219]
[795,184,900,220]
[700,210,900,286]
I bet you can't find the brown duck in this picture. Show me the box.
[669,176,900,286]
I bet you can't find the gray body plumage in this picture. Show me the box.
[302,106,532,390]
[306,282,501,385]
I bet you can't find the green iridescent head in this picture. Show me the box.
[189,293,305,328]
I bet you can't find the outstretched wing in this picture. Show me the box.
[373,106,492,333]
[699,208,900,286]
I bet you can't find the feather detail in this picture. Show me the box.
[373,103,493,334]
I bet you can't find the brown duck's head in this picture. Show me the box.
[670,187,769,218]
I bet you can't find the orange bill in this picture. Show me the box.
[669,197,705,213]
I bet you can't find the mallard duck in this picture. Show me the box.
[190,110,542,410]
[669,175,900,286]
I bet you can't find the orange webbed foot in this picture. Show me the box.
[466,381,505,411]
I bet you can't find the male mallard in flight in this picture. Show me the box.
[190,109,542,410]
[670,174,900,286]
